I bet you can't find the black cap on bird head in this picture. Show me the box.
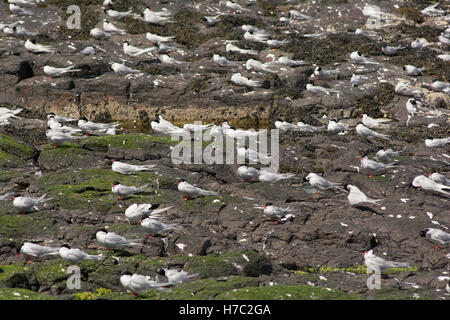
[121,270,132,276]
[174,179,185,185]
[150,203,160,209]
[80,116,88,121]
[112,181,120,186]
[357,51,362,56]
[97,228,108,233]
[409,99,417,105]
[369,234,380,250]
[419,229,429,238]
[263,202,273,208]
[15,242,25,254]
[123,40,129,45]
[61,244,71,249]
[30,39,36,44]
[303,176,309,182]
[156,267,165,276]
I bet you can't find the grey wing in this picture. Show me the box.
[183,184,203,196]
[131,275,152,292]
[434,230,450,244]
[67,249,87,262]
[105,233,127,246]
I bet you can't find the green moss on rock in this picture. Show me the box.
[139,276,259,300]
[0,287,56,300]
[0,134,35,160]
[215,284,361,300]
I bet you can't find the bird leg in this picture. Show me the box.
[367,174,373,178]
[147,234,153,238]
[183,197,188,201]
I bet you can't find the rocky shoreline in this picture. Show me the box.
[0,0,449,300]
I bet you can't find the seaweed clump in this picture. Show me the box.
[395,7,424,24]
[355,83,395,118]
[282,32,381,65]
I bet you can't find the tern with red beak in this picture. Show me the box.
[412,175,450,196]
[258,203,290,222]
[420,228,450,245]
[17,242,60,263]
